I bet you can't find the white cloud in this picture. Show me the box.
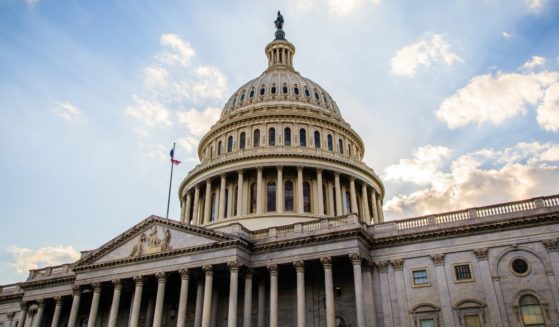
[50,101,86,124]
[177,136,200,153]
[176,107,221,138]
[502,32,513,39]
[383,142,559,218]
[124,95,173,127]
[157,34,195,66]
[525,0,545,12]
[191,66,228,101]
[143,66,170,90]
[521,56,546,71]
[7,245,80,274]
[384,145,451,185]
[390,34,462,77]
[537,83,559,131]
[436,70,559,128]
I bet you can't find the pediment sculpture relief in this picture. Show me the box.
[130,225,172,257]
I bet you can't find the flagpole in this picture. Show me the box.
[166,142,175,219]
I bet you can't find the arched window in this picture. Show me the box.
[250,183,257,214]
[233,186,238,216]
[249,89,254,98]
[322,185,328,215]
[345,191,351,214]
[240,132,246,149]
[519,295,545,327]
[285,181,294,212]
[304,88,310,97]
[227,136,233,152]
[271,86,277,94]
[269,128,276,146]
[282,86,288,94]
[210,192,217,222]
[260,86,265,96]
[209,146,214,158]
[303,182,311,213]
[217,141,222,155]
[294,86,300,95]
[267,181,276,212]
[327,135,333,151]
[314,131,321,148]
[299,128,307,146]
[338,139,344,154]
[284,127,291,146]
[254,129,260,147]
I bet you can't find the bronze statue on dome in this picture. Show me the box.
[275,11,284,30]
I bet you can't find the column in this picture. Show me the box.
[50,297,63,327]
[108,279,122,327]
[227,184,234,218]
[296,166,304,213]
[193,185,200,225]
[256,167,263,214]
[32,299,44,327]
[237,170,244,217]
[350,254,366,327]
[177,269,190,327]
[327,183,335,216]
[130,276,144,327]
[376,197,384,221]
[87,283,102,327]
[361,184,370,224]
[219,175,227,220]
[543,239,559,313]
[17,302,28,327]
[334,173,343,216]
[6,313,14,327]
[376,261,393,327]
[183,192,192,224]
[317,169,324,215]
[430,254,454,327]
[320,257,335,327]
[268,265,278,327]
[194,278,204,327]
[391,259,410,327]
[243,272,253,327]
[68,286,81,327]
[276,166,283,213]
[293,261,306,327]
[473,248,503,327]
[228,262,241,327]
[204,180,212,224]
[370,191,379,224]
[361,263,377,327]
[153,272,167,327]
[210,289,218,327]
[201,265,214,327]
[257,278,265,327]
[349,178,358,215]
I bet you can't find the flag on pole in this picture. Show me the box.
[170,147,181,165]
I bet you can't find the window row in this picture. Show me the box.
[207,127,357,158]
[229,84,332,110]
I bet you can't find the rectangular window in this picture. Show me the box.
[419,319,435,327]
[413,269,429,286]
[454,264,473,281]
[464,315,482,327]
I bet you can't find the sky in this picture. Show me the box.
[1,0,558,284]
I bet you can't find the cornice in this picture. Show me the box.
[0,293,23,304]
[372,211,559,248]
[19,276,76,291]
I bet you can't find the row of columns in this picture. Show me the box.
[181,167,383,225]
[11,254,372,327]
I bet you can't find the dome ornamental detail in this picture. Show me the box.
[178,13,384,230]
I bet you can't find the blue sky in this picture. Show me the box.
[1,0,558,284]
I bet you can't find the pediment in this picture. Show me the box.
[76,216,240,267]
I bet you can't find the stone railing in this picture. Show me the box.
[0,283,20,295]
[249,213,359,240]
[394,195,559,231]
[27,263,72,281]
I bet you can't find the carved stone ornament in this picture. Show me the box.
[156,272,167,282]
[203,265,214,277]
[112,279,122,289]
[130,225,173,257]
[320,257,332,269]
[349,253,362,266]
[293,261,305,272]
[244,270,254,279]
[20,301,28,310]
[430,254,445,266]
[179,268,190,279]
[376,260,390,273]
[228,261,242,272]
[133,275,144,286]
[54,296,63,305]
[268,264,279,276]
[473,248,489,261]
[391,258,404,271]
[92,282,102,292]
[36,298,44,307]
[72,285,81,296]
[543,239,559,252]
[6,312,15,320]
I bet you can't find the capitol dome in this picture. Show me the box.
[178,16,384,230]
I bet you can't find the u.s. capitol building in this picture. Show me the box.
[1,14,559,327]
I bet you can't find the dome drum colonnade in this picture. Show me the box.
[178,19,384,230]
